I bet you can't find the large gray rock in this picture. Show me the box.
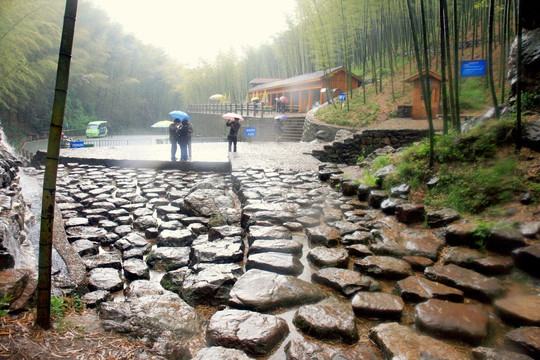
[99,280,205,346]
[512,244,540,276]
[472,346,533,360]
[182,188,240,225]
[426,208,460,228]
[246,252,303,276]
[305,225,342,247]
[83,251,122,271]
[495,295,540,327]
[505,327,540,359]
[487,227,526,254]
[192,347,252,360]
[424,264,506,302]
[122,258,149,281]
[228,269,327,312]
[207,309,289,357]
[312,267,378,296]
[181,264,243,306]
[156,229,196,247]
[191,238,243,264]
[307,247,349,268]
[293,297,359,344]
[369,322,467,360]
[284,336,380,360]
[395,276,464,303]
[87,268,123,292]
[147,247,190,271]
[248,239,302,256]
[351,292,404,320]
[415,299,489,344]
[354,256,413,279]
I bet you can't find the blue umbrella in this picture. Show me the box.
[274,115,287,120]
[169,110,190,121]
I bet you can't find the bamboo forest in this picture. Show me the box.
[0,0,525,143]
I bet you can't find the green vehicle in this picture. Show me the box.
[86,121,108,138]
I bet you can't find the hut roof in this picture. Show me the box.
[249,66,362,92]
[403,70,442,83]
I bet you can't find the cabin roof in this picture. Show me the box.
[249,78,283,85]
[403,70,442,82]
[249,66,361,92]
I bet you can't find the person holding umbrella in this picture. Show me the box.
[226,117,241,153]
[169,118,180,161]
[176,118,193,161]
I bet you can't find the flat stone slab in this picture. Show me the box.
[228,269,327,312]
[369,322,468,360]
[83,252,122,271]
[88,267,123,292]
[293,297,359,344]
[472,346,534,360]
[306,225,342,247]
[354,256,413,279]
[505,327,540,359]
[415,299,489,344]
[495,295,540,326]
[99,280,205,347]
[512,244,540,277]
[248,239,302,256]
[247,225,292,243]
[156,229,196,247]
[307,247,349,268]
[123,258,149,281]
[312,267,378,296]
[424,264,505,302]
[192,347,251,360]
[181,264,243,307]
[147,247,190,271]
[246,252,303,276]
[395,276,464,303]
[284,336,381,360]
[208,225,243,241]
[191,239,243,264]
[207,309,289,357]
[351,292,404,320]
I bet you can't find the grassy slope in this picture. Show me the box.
[315,48,540,223]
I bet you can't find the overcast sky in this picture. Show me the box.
[88,0,297,67]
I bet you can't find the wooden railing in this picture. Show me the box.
[187,103,301,117]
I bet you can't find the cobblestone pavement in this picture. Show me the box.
[60,141,325,172]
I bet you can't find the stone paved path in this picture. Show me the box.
[41,142,540,359]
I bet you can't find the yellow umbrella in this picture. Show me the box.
[209,94,223,101]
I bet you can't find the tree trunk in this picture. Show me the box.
[487,0,500,118]
[35,0,78,329]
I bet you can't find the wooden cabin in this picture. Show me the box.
[403,70,442,119]
[248,66,362,113]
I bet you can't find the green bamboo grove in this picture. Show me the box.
[0,0,519,141]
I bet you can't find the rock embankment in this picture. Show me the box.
[15,158,534,359]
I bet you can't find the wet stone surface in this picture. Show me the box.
[46,161,540,359]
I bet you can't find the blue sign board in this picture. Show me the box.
[461,60,486,77]
[245,127,257,137]
[338,93,346,101]
[71,141,84,148]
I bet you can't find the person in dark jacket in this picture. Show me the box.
[169,118,180,161]
[177,119,192,161]
[226,117,241,153]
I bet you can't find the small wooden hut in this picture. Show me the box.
[248,66,362,113]
[403,70,442,119]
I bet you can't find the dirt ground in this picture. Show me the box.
[0,310,153,360]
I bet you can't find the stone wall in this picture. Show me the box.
[311,128,429,165]
[0,132,26,270]
[301,107,355,142]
